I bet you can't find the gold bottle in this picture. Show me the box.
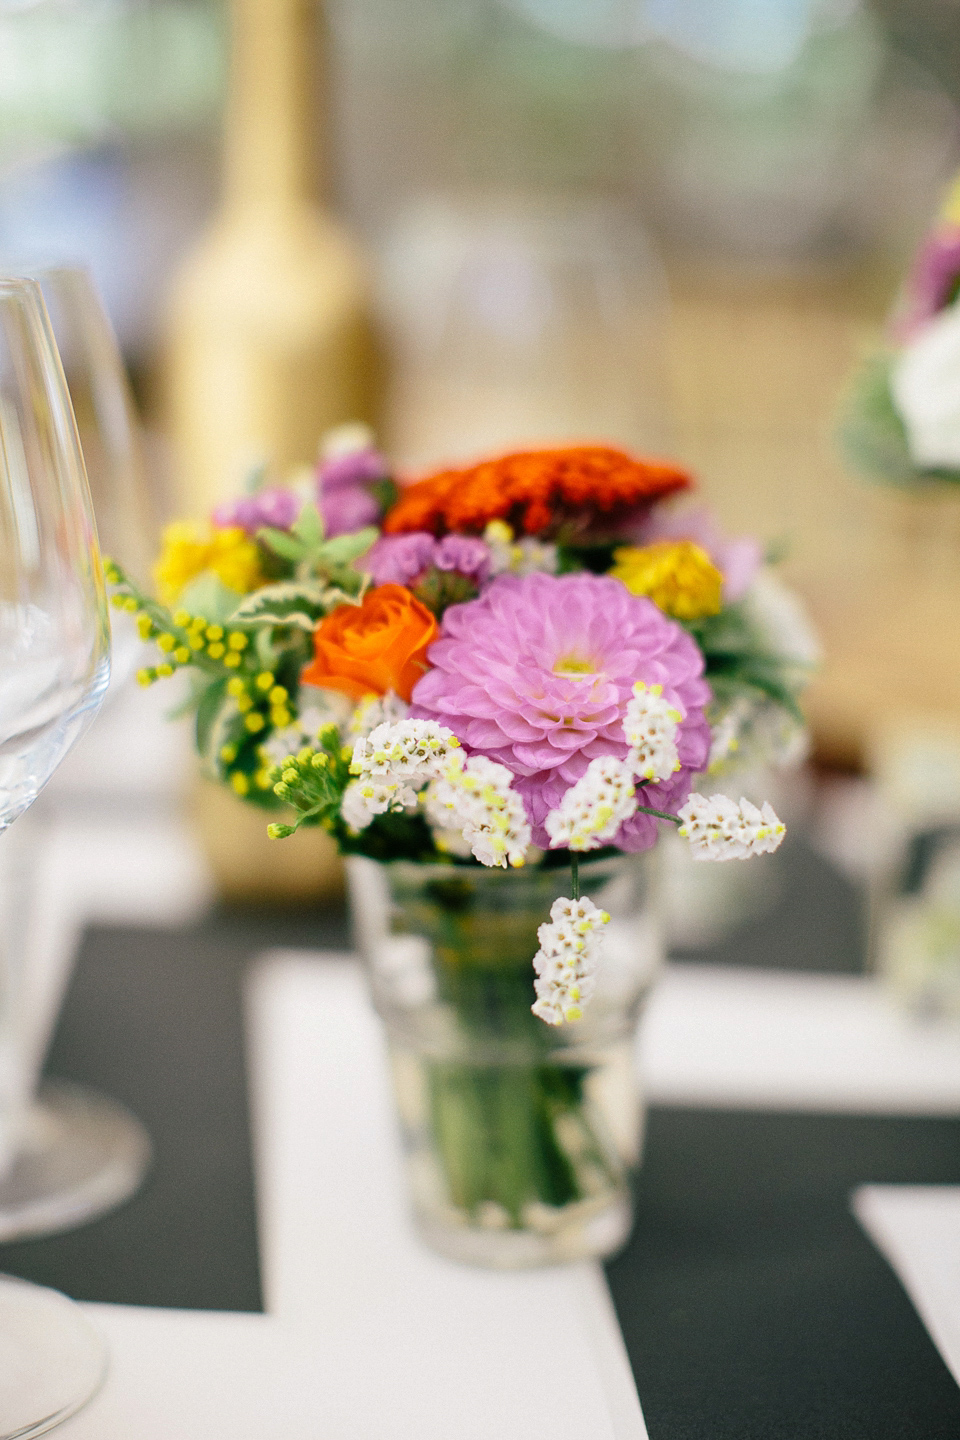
[165,0,377,516]
[165,0,374,900]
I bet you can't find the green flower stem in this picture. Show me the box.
[634,804,683,824]
[402,874,621,1228]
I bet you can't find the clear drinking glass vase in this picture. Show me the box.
[0,275,121,1434]
[348,850,661,1268]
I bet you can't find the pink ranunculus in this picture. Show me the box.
[432,535,491,584]
[411,572,710,851]
[319,447,388,491]
[364,533,438,587]
[640,505,762,603]
[365,532,492,588]
[212,487,301,535]
[316,446,389,538]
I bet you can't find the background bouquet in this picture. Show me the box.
[841,169,960,487]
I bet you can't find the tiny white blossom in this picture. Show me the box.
[677,792,786,861]
[706,698,749,774]
[622,680,683,783]
[341,776,419,832]
[483,520,558,578]
[348,691,410,739]
[350,719,461,787]
[544,756,637,851]
[424,754,531,868]
[341,720,461,834]
[531,895,610,1025]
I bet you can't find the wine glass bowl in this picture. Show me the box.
[0,279,110,832]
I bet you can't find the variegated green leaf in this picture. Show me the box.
[228,581,329,630]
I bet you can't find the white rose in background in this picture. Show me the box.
[891,304,960,469]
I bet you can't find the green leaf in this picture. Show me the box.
[318,526,378,565]
[369,477,398,514]
[177,573,244,625]
[257,527,305,562]
[228,581,329,630]
[195,677,230,756]
[292,501,324,547]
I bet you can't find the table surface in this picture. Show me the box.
[2,789,960,1437]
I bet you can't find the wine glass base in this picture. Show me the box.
[0,1274,105,1437]
[0,1080,151,1242]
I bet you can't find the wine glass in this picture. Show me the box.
[0,267,153,1258]
[0,267,167,1151]
[32,265,158,675]
[0,275,122,1435]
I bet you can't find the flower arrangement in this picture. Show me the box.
[105,429,805,1026]
[841,169,960,486]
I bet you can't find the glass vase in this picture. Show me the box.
[347,851,660,1268]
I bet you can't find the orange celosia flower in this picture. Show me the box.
[383,446,692,540]
[301,585,438,703]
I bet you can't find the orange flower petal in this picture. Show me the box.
[383,446,692,539]
[302,585,438,703]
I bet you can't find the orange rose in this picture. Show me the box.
[301,584,438,703]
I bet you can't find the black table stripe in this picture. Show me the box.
[606,1109,960,1439]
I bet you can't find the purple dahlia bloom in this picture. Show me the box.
[316,446,388,538]
[212,487,301,534]
[411,571,711,851]
[365,532,492,588]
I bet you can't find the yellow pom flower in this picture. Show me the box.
[942,172,960,226]
[610,541,723,621]
[153,522,264,606]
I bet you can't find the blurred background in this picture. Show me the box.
[7,0,960,997]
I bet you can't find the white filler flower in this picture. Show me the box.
[343,719,462,831]
[350,719,461,787]
[622,680,683,782]
[425,754,531,868]
[348,691,410,739]
[892,303,960,468]
[531,896,611,1026]
[677,793,786,861]
[544,755,637,851]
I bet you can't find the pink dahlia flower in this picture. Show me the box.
[411,572,711,851]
